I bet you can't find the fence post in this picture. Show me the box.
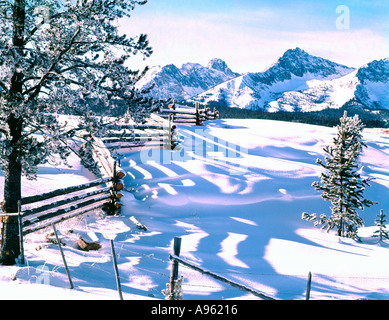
[52,223,73,289]
[306,271,312,300]
[170,237,182,293]
[112,160,117,202]
[168,114,175,150]
[113,160,117,188]
[17,200,24,265]
[205,106,210,121]
[195,102,200,126]
[110,239,123,300]
[111,160,122,215]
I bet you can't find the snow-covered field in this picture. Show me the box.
[1,119,389,300]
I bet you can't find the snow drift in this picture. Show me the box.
[1,119,389,300]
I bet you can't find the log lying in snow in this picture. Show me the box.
[170,120,199,125]
[106,124,167,131]
[77,237,101,251]
[101,132,166,139]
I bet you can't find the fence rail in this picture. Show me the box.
[102,114,177,151]
[21,177,113,206]
[158,102,219,126]
[21,175,117,235]
[19,139,126,236]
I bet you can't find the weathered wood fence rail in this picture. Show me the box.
[21,173,122,235]
[18,134,127,236]
[102,114,177,150]
[159,102,219,126]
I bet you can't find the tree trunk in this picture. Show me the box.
[0,0,25,265]
[338,141,345,237]
[1,116,23,265]
[0,147,22,265]
[338,217,343,237]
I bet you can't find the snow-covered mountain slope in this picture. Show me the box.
[269,69,360,112]
[136,48,388,112]
[355,58,389,109]
[190,48,357,110]
[269,58,389,112]
[135,58,239,101]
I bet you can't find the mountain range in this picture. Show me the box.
[135,58,239,102]
[136,48,389,113]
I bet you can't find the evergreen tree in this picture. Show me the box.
[373,210,389,242]
[302,111,376,240]
[0,0,159,264]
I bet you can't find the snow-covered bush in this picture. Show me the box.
[163,275,184,300]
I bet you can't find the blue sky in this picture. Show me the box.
[121,0,389,73]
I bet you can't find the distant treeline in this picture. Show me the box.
[182,100,388,128]
[65,98,388,128]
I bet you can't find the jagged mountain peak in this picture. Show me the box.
[180,62,203,74]
[357,58,389,82]
[207,58,228,70]
[207,58,238,77]
[281,47,308,59]
[354,57,389,109]
[274,47,354,78]
[158,63,181,75]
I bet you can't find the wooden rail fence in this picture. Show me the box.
[158,101,219,126]
[3,114,173,238]
[0,110,219,266]
[21,170,123,236]
[102,114,178,150]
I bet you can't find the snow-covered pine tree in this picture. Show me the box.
[373,210,389,242]
[302,111,376,240]
[0,0,160,265]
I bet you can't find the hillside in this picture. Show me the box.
[1,119,389,300]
